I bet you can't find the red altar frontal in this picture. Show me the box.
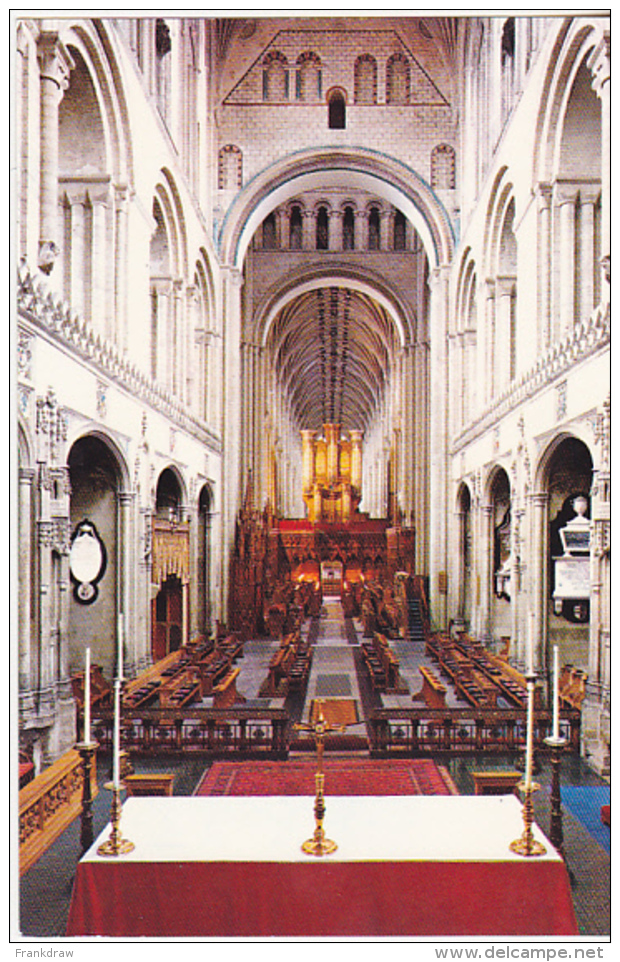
[67,795,578,938]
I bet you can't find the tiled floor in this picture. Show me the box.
[17,602,610,939]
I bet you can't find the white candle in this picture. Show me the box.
[113,678,121,789]
[84,647,91,744]
[553,644,560,740]
[527,613,535,675]
[525,678,534,790]
[117,613,124,681]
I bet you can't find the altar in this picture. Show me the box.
[66,794,578,937]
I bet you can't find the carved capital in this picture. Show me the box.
[36,32,74,93]
[588,33,610,97]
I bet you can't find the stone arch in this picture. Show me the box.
[218,147,454,271]
[534,18,606,187]
[66,431,127,679]
[58,20,132,185]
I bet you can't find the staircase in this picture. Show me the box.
[407,598,426,647]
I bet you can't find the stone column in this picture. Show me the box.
[91,186,111,338]
[536,183,552,350]
[65,185,87,319]
[114,185,130,352]
[302,209,315,250]
[329,209,343,251]
[484,280,496,403]
[220,265,244,611]
[117,492,135,676]
[428,265,450,628]
[529,491,549,673]
[19,468,35,697]
[36,33,73,276]
[151,277,172,386]
[588,34,610,302]
[579,186,599,322]
[173,278,185,401]
[496,276,515,391]
[554,184,578,337]
[356,209,368,251]
[479,503,493,644]
[380,208,395,251]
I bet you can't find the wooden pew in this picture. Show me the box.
[159,668,202,708]
[412,666,448,709]
[212,667,246,708]
[123,649,187,706]
[361,633,404,692]
[194,649,233,695]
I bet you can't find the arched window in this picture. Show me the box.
[296,51,321,101]
[343,206,355,250]
[155,18,172,120]
[263,51,289,102]
[262,212,277,249]
[386,53,410,104]
[289,205,303,249]
[218,145,242,190]
[393,210,407,250]
[316,206,329,250]
[328,89,346,129]
[354,55,377,104]
[431,144,456,189]
[501,18,516,120]
[368,207,380,250]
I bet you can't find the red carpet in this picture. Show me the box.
[194,758,459,797]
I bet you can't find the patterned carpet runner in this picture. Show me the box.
[194,758,459,797]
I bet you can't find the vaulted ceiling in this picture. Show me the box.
[266,286,397,433]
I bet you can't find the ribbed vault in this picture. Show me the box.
[266,286,396,432]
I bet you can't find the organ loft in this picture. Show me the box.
[302,425,364,523]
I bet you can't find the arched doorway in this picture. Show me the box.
[152,468,189,661]
[67,435,122,680]
[545,436,593,671]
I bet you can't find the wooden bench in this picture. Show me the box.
[124,773,175,797]
[213,667,246,708]
[194,649,233,695]
[412,666,448,709]
[159,668,202,708]
[361,633,403,692]
[123,649,187,706]
[472,771,522,796]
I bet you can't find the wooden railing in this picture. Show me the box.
[91,704,290,757]
[368,707,581,756]
[19,749,97,876]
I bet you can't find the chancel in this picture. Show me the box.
[15,12,610,940]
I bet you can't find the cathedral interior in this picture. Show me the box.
[14,13,610,942]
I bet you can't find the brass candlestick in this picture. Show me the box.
[545,735,567,854]
[76,740,98,856]
[294,699,345,857]
[509,780,547,857]
[97,782,135,857]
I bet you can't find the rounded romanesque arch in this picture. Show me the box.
[218,147,455,271]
